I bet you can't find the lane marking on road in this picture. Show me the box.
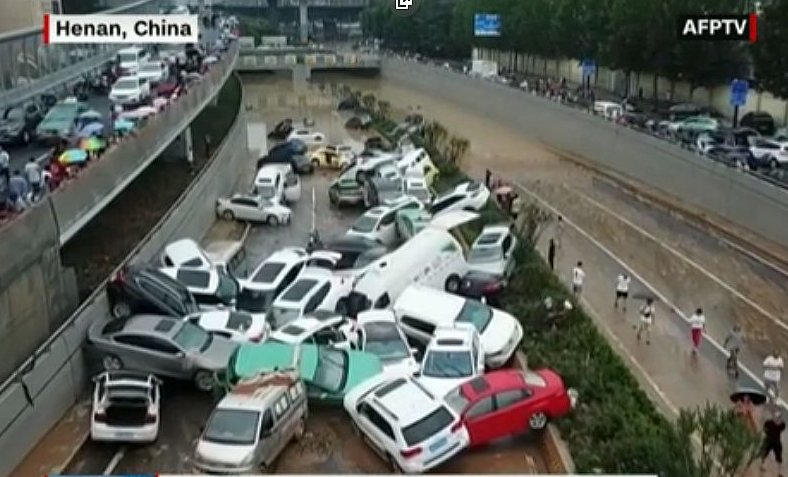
[103,447,126,475]
[508,177,787,410]
[567,184,788,333]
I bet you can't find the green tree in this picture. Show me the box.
[377,100,391,121]
[752,0,788,99]
[443,136,470,165]
[361,93,377,113]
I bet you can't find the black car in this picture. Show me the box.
[106,264,200,319]
[0,101,45,145]
[740,111,775,137]
[258,139,312,174]
[456,271,506,307]
[320,236,389,270]
[267,118,293,140]
[706,145,756,169]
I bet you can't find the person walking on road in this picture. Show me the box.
[0,146,9,183]
[688,308,706,354]
[24,157,42,202]
[761,410,785,475]
[8,170,28,204]
[636,298,656,345]
[548,239,556,271]
[764,350,784,403]
[724,324,744,378]
[554,215,564,250]
[614,273,631,311]
[571,261,585,298]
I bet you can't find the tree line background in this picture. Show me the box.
[361,0,788,100]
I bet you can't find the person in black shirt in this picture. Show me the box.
[548,239,556,271]
[762,411,786,475]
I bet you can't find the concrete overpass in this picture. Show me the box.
[236,47,381,77]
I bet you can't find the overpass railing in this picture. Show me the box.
[0,0,160,107]
[237,51,381,69]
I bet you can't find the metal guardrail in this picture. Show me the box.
[236,51,381,70]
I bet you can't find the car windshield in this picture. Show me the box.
[202,409,260,445]
[444,386,470,415]
[216,271,240,303]
[363,323,409,361]
[468,245,502,264]
[258,184,276,200]
[351,214,379,233]
[47,104,77,121]
[268,306,302,329]
[5,108,23,120]
[251,262,285,284]
[455,300,493,333]
[422,350,473,378]
[172,321,210,352]
[401,407,454,447]
[311,347,348,393]
[119,53,139,63]
[114,79,138,90]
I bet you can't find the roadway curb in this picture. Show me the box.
[512,351,575,473]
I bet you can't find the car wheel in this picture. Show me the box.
[445,274,461,293]
[293,417,306,441]
[102,354,123,371]
[335,298,349,316]
[769,157,779,170]
[111,301,131,319]
[267,215,280,226]
[222,210,235,221]
[193,370,215,392]
[528,411,548,430]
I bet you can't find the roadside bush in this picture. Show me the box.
[370,118,698,475]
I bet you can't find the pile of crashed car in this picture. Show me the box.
[83,116,577,474]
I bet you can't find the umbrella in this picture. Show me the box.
[77,122,104,138]
[730,387,767,405]
[59,148,88,165]
[79,110,102,121]
[80,136,105,152]
[113,118,135,133]
[119,106,157,120]
[495,185,513,195]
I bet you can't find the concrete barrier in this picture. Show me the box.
[382,58,788,250]
[0,74,248,477]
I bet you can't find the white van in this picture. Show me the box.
[254,165,301,204]
[117,46,149,74]
[193,371,307,473]
[204,240,247,277]
[346,211,478,315]
[396,148,439,185]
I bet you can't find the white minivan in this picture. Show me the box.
[254,165,301,204]
[117,46,150,74]
[346,211,477,316]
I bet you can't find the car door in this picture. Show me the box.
[230,198,252,221]
[472,333,485,373]
[306,283,331,313]
[492,389,532,437]
[283,171,301,202]
[257,410,280,467]
[376,211,397,246]
[399,315,435,343]
[356,403,395,458]
[462,396,498,445]
[135,277,172,315]
[112,334,184,378]
[271,393,294,457]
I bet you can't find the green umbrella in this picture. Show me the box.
[80,136,105,152]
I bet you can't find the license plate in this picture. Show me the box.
[429,437,447,452]
[115,431,134,439]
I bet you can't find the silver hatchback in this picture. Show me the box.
[87,314,239,391]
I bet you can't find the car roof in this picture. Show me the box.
[276,274,330,305]
[125,264,193,294]
[394,285,464,324]
[119,314,181,337]
[364,206,389,217]
[371,376,441,427]
[428,326,475,349]
[248,248,306,285]
[357,310,397,325]
[190,309,245,329]
[460,370,525,400]
[163,238,211,268]
[232,342,298,378]
[272,313,343,341]
[324,235,382,251]
[219,371,300,409]
[159,266,218,292]
[473,230,505,248]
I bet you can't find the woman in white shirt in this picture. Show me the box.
[571,261,585,298]
[763,350,784,402]
[688,308,706,353]
[614,273,630,311]
[637,298,656,345]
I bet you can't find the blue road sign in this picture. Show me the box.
[730,79,749,107]
[474,13,501,37]
[580,58,596,78]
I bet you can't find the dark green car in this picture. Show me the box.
[329,174,364,206]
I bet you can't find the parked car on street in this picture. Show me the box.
[0,101,45,145]
[160,238,213,269]
[364,175,405,208]
[90,371,161,443]
[444,369,578,445]
[258,139,312,174]
[106,264,200,319]
[269,310,355,347]
[137,61,169,85]
[749,137,788,169]
[87,314,238,391]
[352,310,420,375]
[343,373,469,473]
[228,342,383,404]
[346,202,421,248]
[185,309,269,343]
[237,247,307,314]
[36,97,88,144]
[740,111,776,137]
[429,181,490,216]
[393,285,523,369]
[267,118,294,140]
[159,266,240,310]
[319,236,390,272]
[457,271,507,306]
[310,144,356,169]
[403,176,433,205]
[416,325,485,398]
[329,172,365,207]
[109,75,151,105]
[668,116,719,137]
[216,194,292,225]
[286,128,326,147]
[194,370,307,473]
[467,224,518,278]
[267,267,354,329]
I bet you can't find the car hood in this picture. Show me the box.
[111,87,140,95]
[480,309,519,354]
[195,440,255,466]
[468,261,506,276]
[345,351,384,393]
[199,337,239,370]
[417,375,470,399]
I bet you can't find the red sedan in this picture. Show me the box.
[444,369,577,447]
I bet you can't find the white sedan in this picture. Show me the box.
[185,309,269,343]
[429,181,490,216]
[216,194,291,225]
[416,325,485,398]
[91,371,160,443]
[467,224,518,278]
[353,310,419,375]
[286,128,326,148]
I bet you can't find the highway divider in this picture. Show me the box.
[0,73,249,477]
